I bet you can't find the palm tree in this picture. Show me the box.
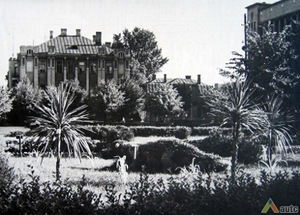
[263,94,294,166]
[29,83,92,180]
[209,78,266,181]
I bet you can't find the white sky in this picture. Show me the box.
[0,0,275,86]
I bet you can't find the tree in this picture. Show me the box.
[29,83,92,181]
[221,24,298,97]
[114,27,169,81]
[0,87,13,124]
[208,78,266,181]
[263,94,294,166]
[8,78,42,125]
[118,78,145,121]
[145,83,183,121]
[88,80,126,122]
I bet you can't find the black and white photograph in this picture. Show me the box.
[0,0,300,214]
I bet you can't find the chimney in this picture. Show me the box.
[61,28,67,36]
[185,75,191,79]
[164,74,167,83]
[76,29,81,37]
[197,74,201,84]
[95,32,102,45]
[105,42,111,47]
[50,30,53,39]
[214,83,219,89]
[93,35,96,42]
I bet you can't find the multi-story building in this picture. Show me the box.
[8,28,130,91]
[246,0,300,34]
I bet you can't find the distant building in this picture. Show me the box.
[146,74,207,122]
[246,0,300,34]
[7,28,130,90]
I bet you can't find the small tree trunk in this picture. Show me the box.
[231,141,238,182]
[56,131,62,181]
[231,123,240,183]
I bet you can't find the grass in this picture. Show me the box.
[1,126,300,195]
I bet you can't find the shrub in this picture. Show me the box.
[0,153,16,214]
[174,126,191,139]
[190,129,262,165]
[1,163,300,214]
[129,140,227,173]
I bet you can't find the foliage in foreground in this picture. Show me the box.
[29,82,93,181]
[1,149,300,215]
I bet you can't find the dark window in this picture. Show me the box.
[67,61,75,80]
[125,60,129,69]
[91,63,97,73]
[51,58,55,68]
[34,58,38,67]
[22,57,25,66]
[118,52,124,58]
[68,45,78,50]
[27,49,33,55]
[114,60,118,68]
[56,60,63,73]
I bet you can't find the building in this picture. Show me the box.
[246,0,300,34]
[146,74,208,123]
[7,29,130,90]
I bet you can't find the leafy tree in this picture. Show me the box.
[88,80,126,122]
[29,83,92,181]
[221,24,298,97]
[8,78,42,125]
[208,78,266,181]
[118,78,145,121]
[145,84,183,121]
[0,87,13,124]
[114,27,169,81]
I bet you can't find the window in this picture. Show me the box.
[34,58,38,67]
[21,57,25,66]
[114,60,118,68]
[56,60,63,73]
[51,58,55,68]
[125,60,129,69]
[68,45,78,50]
[79,62,85,73]
[91,63,97,73]
[118,52,124,59]
[48,46,55,53]
[27,49,33,56]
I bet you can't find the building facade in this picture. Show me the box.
[8,29,130,91]
[246,0,300,34]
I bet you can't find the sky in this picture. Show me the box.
[0,0,275,86]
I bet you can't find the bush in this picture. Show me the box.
[128,140,227,173]
[190,129,262,165]
[0,153,16,214]
[174,126,191,139]
[1,163,300,214]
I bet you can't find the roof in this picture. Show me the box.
[146,77,199,93]
[150,78,197,85]
[33,35,113,55]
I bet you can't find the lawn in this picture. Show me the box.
[1,126,300,195]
